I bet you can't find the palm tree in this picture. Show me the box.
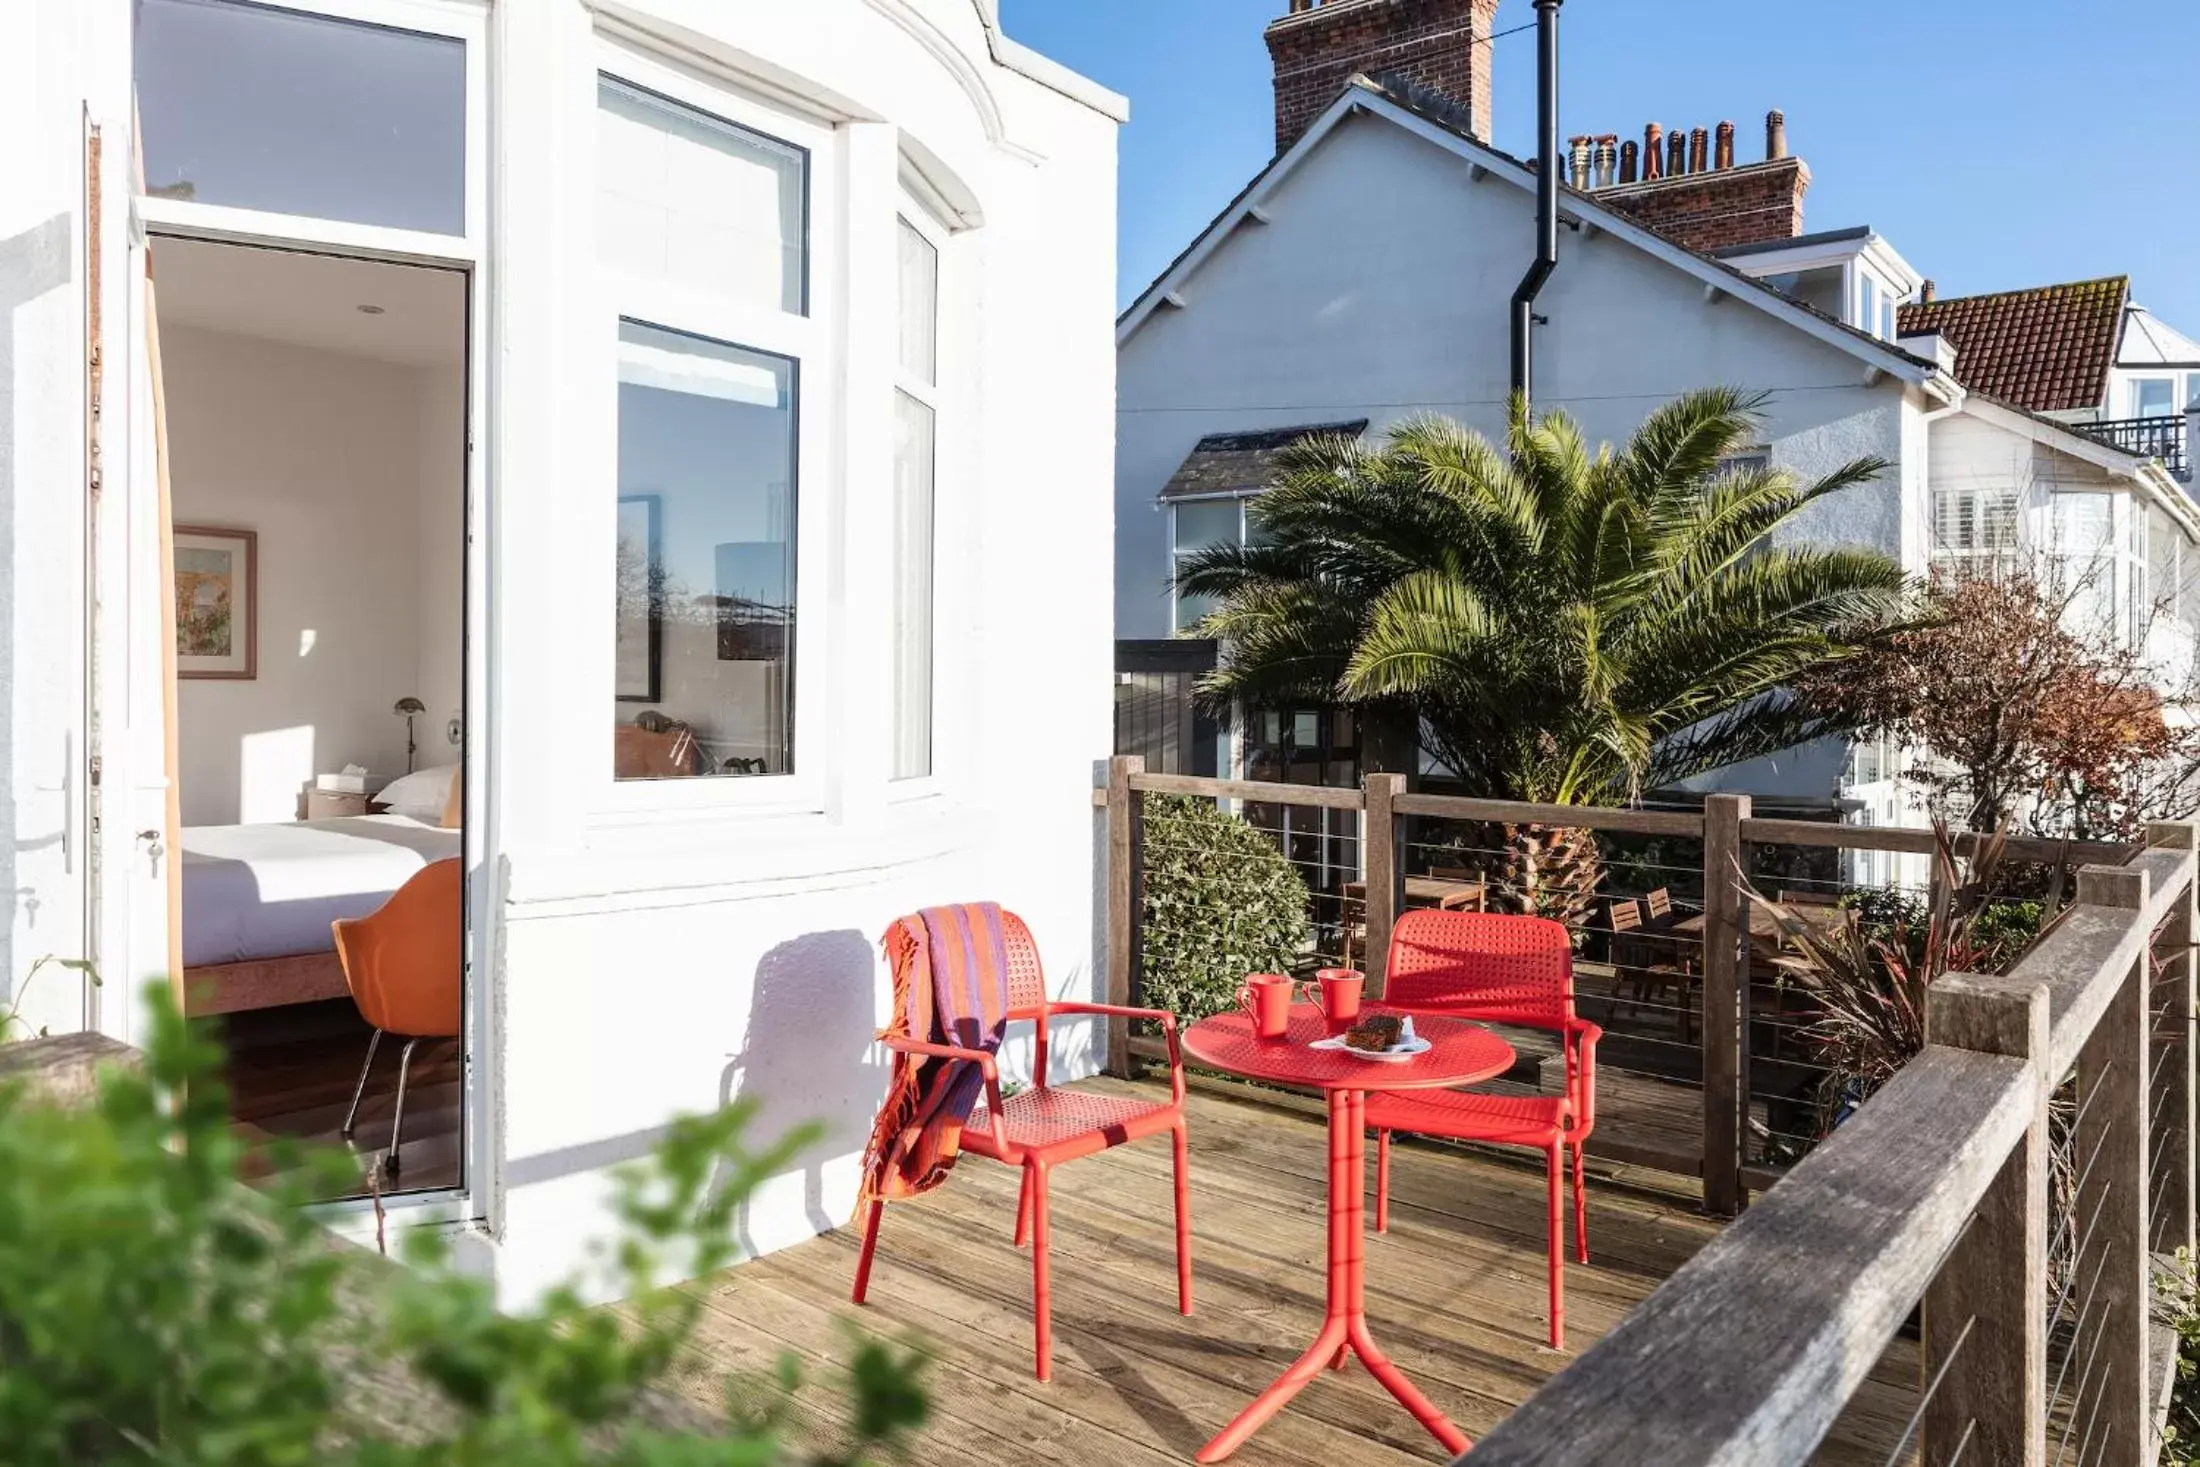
[1177,388,1910,921]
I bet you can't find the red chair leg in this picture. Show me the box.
[1571,1141,1589,1264]
[1375,1129,1392,1234]
[1171,1119,1195,1315]
[852,1199,885,1305]
[1545,1145,1565,1350]
[1014,1168,1034,1248]
[1029,1162,1054,1382]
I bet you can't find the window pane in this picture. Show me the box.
[1859,276,1877,331]
[2186,374,2200,410]
[1172,572,1216,633]
[2134,377,2176,417]
[135,0,466,234]
[1173,500,1241,552]
[897,220,938,386]
[892,391,935,779]
[614,320,796,778]
[598,78,806,315]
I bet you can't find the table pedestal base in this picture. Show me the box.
[1196,1090,1469,1463]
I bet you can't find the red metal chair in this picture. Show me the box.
[850,909,1192,1381]
[1364,909,1601,1349]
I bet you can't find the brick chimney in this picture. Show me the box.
[1266,0,1503,154]
[1579,108,1810,254]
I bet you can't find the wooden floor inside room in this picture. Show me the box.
[211,998,462,1198]
[656,1077,1918,1464]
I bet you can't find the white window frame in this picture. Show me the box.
[1169,493,1252,634]
[1857,273,1879,338]
[135,0,489,265]
[2130,374,2178,419]
[594,38,840,818]
[134,0,492,1236]
[888,196,951,795]
[1933,485,2021,563]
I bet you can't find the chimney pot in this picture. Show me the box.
[1666,128,1688,178]
[1920,279,1936,303]
[1643,122,1664,180]
[1593,135,1618,189]
[1569,135,1594,187]
[1619,139,1639,185]
[1714,120,1735,171]
[1766,108,1788,161]
[1688,127,1709,174]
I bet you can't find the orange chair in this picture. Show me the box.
[1364,909,1601,1349]
[333,858,462,1175]
[851,909,1193,1382]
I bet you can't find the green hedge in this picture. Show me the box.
[1139,794,1312,1021]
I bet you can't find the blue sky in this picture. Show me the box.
[1001,0,2200,329]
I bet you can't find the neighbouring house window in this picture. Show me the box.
[1720,449,1771,477]
[2133,376,2177,419]
[1934,487,2020,561]
[2187,373,2200,410]
[1858,275,1878,337]
[134,0,467,234]
[600,72,815,781]
[2051,492,2117,639]
[1880,294,1896,343]
[893,214,941,781]
[1172,498,1246,632]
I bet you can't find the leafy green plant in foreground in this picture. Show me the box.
[0,987,927,1466]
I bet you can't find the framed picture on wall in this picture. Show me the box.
[174,525,257,680]
[615,495,662,702]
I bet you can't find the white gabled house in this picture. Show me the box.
[1114,0,2195,856]
[3,0,1123,1302]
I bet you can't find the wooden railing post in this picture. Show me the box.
[1923,970,2051,1466]
[2146,822,2197,1261]
[1702,792,1751,1217]
[1104,754,1145,1079]
[1362,773,1404,1001]
[2074,861,2150,1467]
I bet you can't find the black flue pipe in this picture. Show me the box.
[1508,0,1563,408]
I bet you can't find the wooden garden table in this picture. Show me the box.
[1180,1005,1515,1461]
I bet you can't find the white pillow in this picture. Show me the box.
[376,764,458,820]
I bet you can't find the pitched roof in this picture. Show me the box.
[1895,277,2128,414]
[2119,304,2200,369]
[1121,75,1944,392]
[1159,420,1369,500]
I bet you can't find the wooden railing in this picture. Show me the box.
[1098,755,2136,1218]
[1468,826,2198,1466]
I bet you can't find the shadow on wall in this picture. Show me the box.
[0,214,79,1011]
[725,927,887,1255]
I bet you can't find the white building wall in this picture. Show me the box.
[481,0,1122,1301]
[1117,111,1918,647]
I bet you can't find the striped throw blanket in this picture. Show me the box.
[857,903,1015,1208]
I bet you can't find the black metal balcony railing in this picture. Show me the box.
[2080,414,2190,481]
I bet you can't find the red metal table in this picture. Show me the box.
[1181,1004,1515,1462]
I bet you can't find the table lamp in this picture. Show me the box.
[394,696,426,773]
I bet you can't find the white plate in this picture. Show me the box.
[1309,1033,1432,1063]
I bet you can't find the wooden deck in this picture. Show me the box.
[660,1078,1919,1464]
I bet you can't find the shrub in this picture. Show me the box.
[1139,793,1312,1021]
[0,987,927,1466]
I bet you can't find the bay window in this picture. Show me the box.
[598,67,824,782]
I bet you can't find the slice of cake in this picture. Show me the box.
[1342,1015,1403,1053]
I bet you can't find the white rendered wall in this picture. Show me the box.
[479,0,1121,1302]
[1117,111,1917,649]
[162,326,460,825]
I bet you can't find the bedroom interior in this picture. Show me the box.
[154,236,469,1196]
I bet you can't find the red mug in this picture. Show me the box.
[1236,972,1295,1039]
[1300,968,1364,1033]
